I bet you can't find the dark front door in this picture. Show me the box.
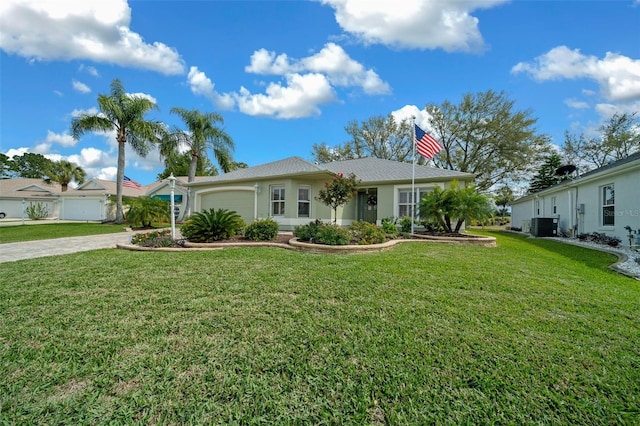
[357,189,377,223]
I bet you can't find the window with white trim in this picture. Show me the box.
[602,184,615,226]
[551,196,557,215]
[271,185,285,216]
[297,186,310,218]
[398,188,430,219]
[535,199,540,216]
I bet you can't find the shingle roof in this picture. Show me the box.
[188,156,474,186]
[323,157,474,183]
[0,178,61,197]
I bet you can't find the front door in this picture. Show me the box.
[357,189,377,223]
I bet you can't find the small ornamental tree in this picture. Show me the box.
[420,181,492,233]
[316,173,360,223]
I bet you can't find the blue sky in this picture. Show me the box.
[1,0,639,186]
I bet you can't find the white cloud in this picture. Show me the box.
[234,73,337,119]
[187,66,235,110]
[5,147,29,158]
[53,90,63,97]
[564,99,590,110]
[72,79,91,94]
[46,130,77,147]
[321,0,507,52]
[512,46,640,102]
[126,92,157,104]
[79,64,99,77]
[246,43,390,95]
[390,105,434,131]
[0,0,185,75]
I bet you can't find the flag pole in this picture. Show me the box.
[411,117,416,235]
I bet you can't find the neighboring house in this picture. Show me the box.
[511,152,640,241]
[0,178,145,221]
[186,156,475,230]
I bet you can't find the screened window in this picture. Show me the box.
[298,186,310,217]
[602,184,615,226]
[271,186,285,216]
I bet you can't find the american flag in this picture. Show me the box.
[414,124,443,160]
[123,175,142,189]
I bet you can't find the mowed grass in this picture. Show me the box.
[0,222,129,244]
[1,231,638,424]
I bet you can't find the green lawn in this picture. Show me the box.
[1,231,638,424]
[0,222,132,244]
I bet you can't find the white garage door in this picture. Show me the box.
[62,199,103,221]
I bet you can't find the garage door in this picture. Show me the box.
[200,191,254,223]
[62,199,102,221]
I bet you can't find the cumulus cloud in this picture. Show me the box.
[72,79,91,94]
[390,105,435,131]
[320,0,507,52]
[46,130,77,147]
[235,73,337,119]
[246,43,390,95]
[0,0,185,75]
[512,46,640,102]
[186,66,235,110]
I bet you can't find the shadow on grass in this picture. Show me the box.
[481,230,621,273]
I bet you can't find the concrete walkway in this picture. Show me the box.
[0,232,138,264]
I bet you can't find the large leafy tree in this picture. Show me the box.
[8,152,54,178]
[160,108,235,219]
[311,114,415,164]
[563,112,640,171]
[426,90,552,191]
[0,153,11,178]
[44,160,86,192]
[71,79,164,223]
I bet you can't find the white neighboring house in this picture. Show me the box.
[511,152,640,242]
[0,178,146,221]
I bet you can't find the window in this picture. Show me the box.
[271,186,285,216]
[297,186,310,218]
[602,184,615,226]
[551,196,557,214]
[535,199,540,216]
[398,188,430,218]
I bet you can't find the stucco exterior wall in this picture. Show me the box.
[510,158,640,241]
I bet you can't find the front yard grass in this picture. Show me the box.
[1,231,638,424]
[0,222,129,244]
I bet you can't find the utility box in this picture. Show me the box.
[530,217,558,237]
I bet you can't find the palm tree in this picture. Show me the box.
[161,107,235,219]
[71,79,165,223]
[44,160,86,192]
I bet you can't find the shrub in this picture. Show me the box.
[180,208,244,242]
[420,220,445,233]
[349,221,386,245]
[294,219,324,242]
[315,223,351,245]
[398,216,413,233]
[131,230,178,247]
[125,196,170,228]
[381,217,398,239]
[245,218,279,241]
[576,232,621,247]
[25,202,49,220]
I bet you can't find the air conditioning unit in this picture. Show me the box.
[530,218,558,237]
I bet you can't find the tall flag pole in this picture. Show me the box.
[412,122,444,234]
[411,118,416,234]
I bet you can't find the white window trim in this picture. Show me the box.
[394,185,439,219]
[601,183,615,227]
[297,185,311,218]
[270,185,285,217]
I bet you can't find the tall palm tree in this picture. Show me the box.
[71,79,164,223]
[44,160,86,192]
[161,107,235,219]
